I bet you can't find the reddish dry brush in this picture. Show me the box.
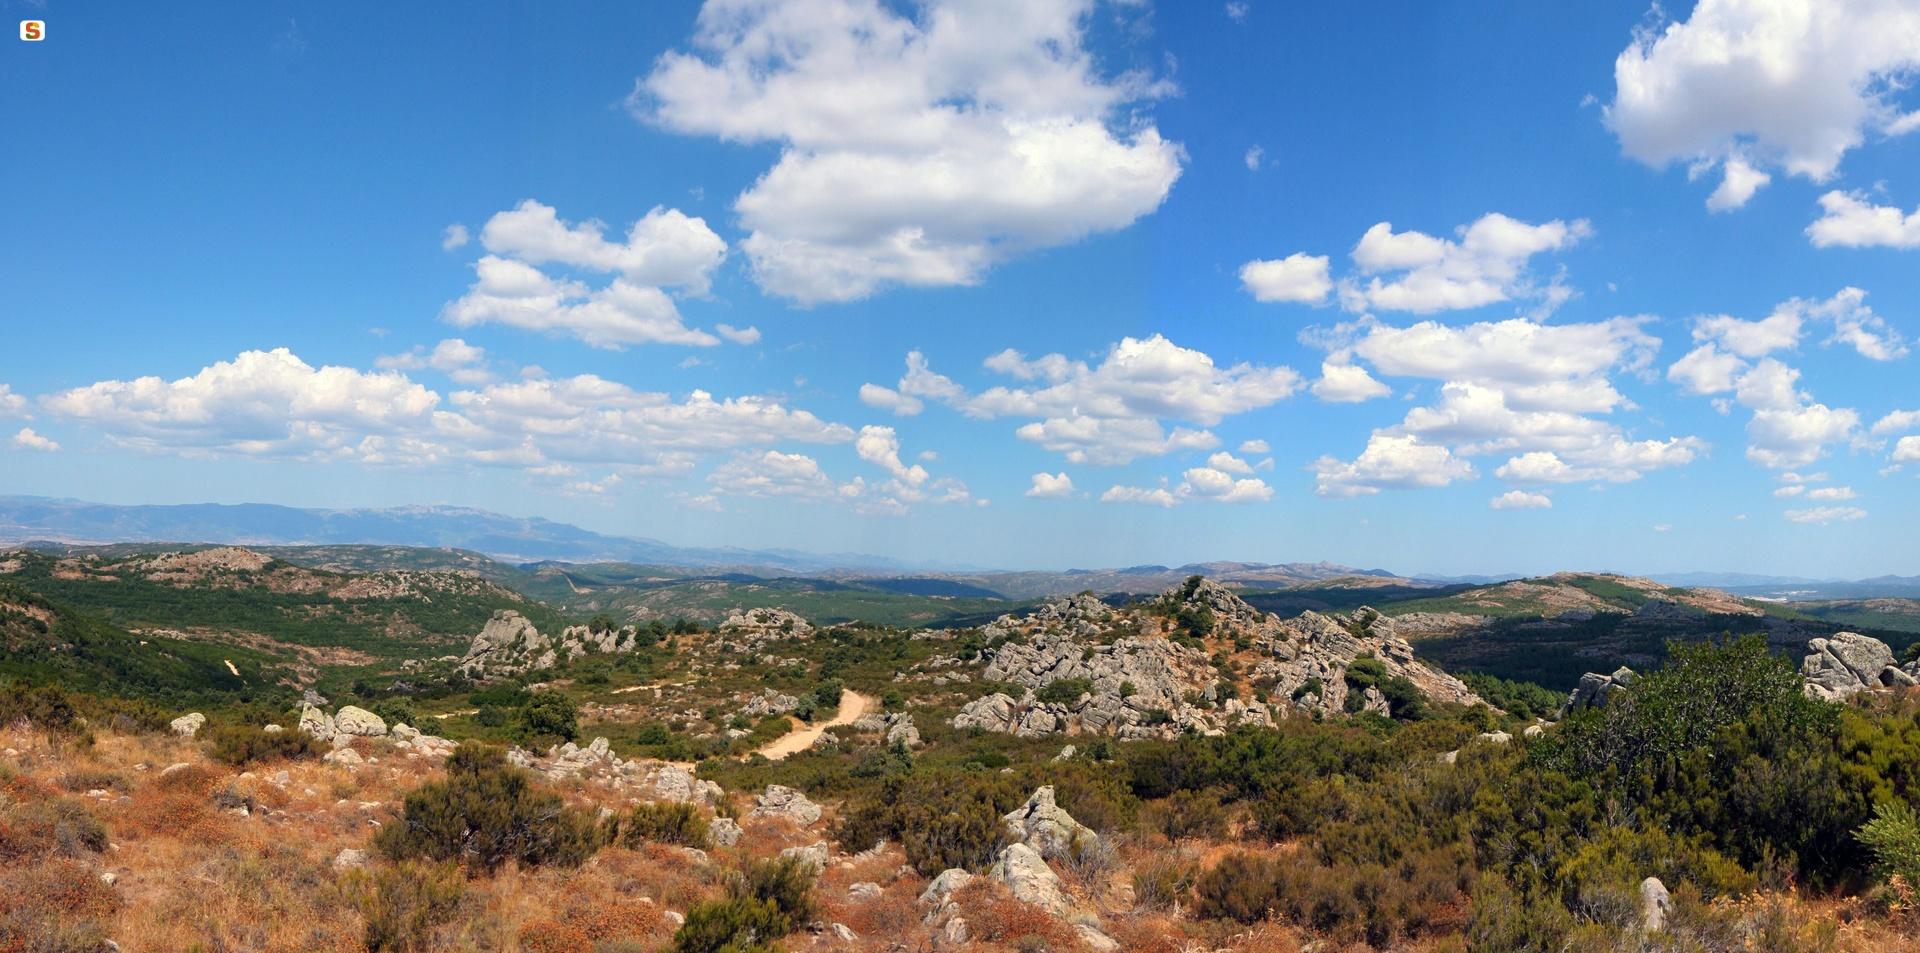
[952,881,1085,951]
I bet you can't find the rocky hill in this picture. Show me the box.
[950,578,1484,738]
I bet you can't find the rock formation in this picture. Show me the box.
[1002,786,1098,861]
[714,607,813,650]
[459,610,653,680]
[1562,666,1639,715]
[1801,632,1918,701]
[751,784,822,826]
[988,842,1069,914]
[951,579,1483,739]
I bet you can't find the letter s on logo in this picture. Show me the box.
[21,20,44,41]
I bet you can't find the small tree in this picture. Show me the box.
[1859,800,1920,887]
[516,691,578,744]
[623,801,710,848]
[374,744,604,873]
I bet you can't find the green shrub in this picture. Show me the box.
[835,770,1017,874]
[206,723,322,767]
[374,744,604,873]
[1858,800,1920,886]
[345,860,465,953]
[1034,678,1093,706]
[623,801,709,848]
[667,854,816,953]
[731,855,818,934]
[668,897,783,953]
[812,680,844,712]
[1147,788,1229,841]
[516,691,578,744]
[1194,852,1277,923]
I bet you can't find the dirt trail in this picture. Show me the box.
[754,690,875,761]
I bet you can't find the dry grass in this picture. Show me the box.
[2,724,1904,953]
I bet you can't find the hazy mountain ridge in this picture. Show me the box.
[0,496,923,572]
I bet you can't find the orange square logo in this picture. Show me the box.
[19,20,44,41]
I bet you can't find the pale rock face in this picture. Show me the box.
[333,706,387,737]
[1002,786,1098,861]
[707,817,743,848]
[715,607,813,651]
[1640,876,1671,932]
[324,747,363,767]
[1802,632,1916,702]
[951,580,1484,739]
[883,713,922,748]
[988,842,1069,914]
[331,848,369,871]
[779,841,830,872]
[848,882,882,902]
[751,784,822,826]
[459,610,649,680]
[297,704,337,741]
[741,689,800,717]
[389,723,420,741]
[1075,924,1120,951]
[1562,667,1638,716]
[169,713,206,737]
[919,868,974,906]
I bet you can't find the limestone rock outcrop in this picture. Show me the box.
[1562,666,1639,715]
[1253,606,1482,717]
[1802,632,1917,702]
[951,580,1483,739]
[169,713,206,737]
[988,843,1069,914]
[751,784,822,826]
[715,608,812,650]
[459,610,648,680]
[333,706,387,737]
[1002,786,1098,861]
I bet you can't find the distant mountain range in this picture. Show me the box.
[0,496,921,573]
[3,496,1914,599]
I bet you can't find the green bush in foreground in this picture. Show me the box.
[668,855,817,953]
[206,723,322,767]
[1858,800,1920,887]
[373,744,603,873]
[623,801,709,848]
[345,860,465,953]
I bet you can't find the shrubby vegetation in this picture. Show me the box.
[206,722,323,767]
[374,745,604,873]
[669,855,816,953]
[621,801,708,848]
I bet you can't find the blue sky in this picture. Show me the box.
[2,0,1917,576]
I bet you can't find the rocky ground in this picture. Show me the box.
[950,580,1485,739]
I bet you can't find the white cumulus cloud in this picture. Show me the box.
[1025,472,1076,499]
[11,428,58,452]
[863,335,1299,464]
[1312,434,1474,498]
[1240,253,1330,305]
[1808,191,1920,249]
[1606,0,1920,209]
[1311,360,1391,403]
[1490,490,1551,510]
[636,0,1183,304]
[443,201,729,349]
[1785,506,1867,525]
